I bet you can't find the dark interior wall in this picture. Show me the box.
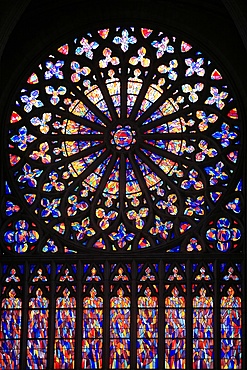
[1,0,247,103]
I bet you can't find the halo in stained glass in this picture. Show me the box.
[6,26,241,253]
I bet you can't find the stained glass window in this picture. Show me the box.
[0,283,22,368]
[82,265,104,368]
[27,265,50,369]
[27,288,49,369]
[165,264,186,368]
[137,267,158,368]
[54,266,77,368]
[0,25,244,369]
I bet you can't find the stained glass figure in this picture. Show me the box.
[193,287,214,369]
[82,288,103,369]
[0,289,22,369]
[220,287,242,369]
[165,287,186,369]
[137,287,158,368]
[54,287,76,369]
[27,288,49,369]
[109,287,131,369]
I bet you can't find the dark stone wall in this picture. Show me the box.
[1,1,247,98]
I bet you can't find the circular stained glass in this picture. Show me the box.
[6,26,241,253]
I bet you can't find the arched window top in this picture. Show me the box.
[3,26,242,255]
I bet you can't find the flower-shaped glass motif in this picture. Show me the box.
[113,29,137,52]
[206,218,241,252]
[11,126,36,151]
[5,26,241,254]
[4,220,39,253]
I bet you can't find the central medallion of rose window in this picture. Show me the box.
[111,125,136,150]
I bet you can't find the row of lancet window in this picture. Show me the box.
[0,262,242,369]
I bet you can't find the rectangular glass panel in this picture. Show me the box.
[0,340,20,369]
[54,339,75,369]
[165,339,186,369]
[27,339,48,369]
[193,339,214,369]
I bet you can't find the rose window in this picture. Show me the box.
[5,26,241,254]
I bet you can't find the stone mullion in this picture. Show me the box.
[75,260,82,369]
[47,260,56,369]
[214,259,220,370]
[158,259,164,370]
[130,260,137,369]
[103,260,110,369]
[186,259,192,370]
[20,260,29,369]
